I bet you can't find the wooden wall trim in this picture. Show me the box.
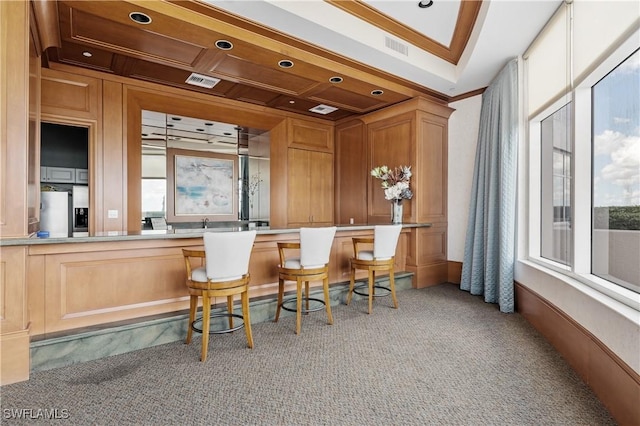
[30,0,61,53]
[515,282,640,425]
[46,62,305,125]
[360,96,453,124]
[325,0,482,66]
[447,260,462,284]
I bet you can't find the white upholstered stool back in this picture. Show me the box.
[203,230,257,281]
[300,226,337,268]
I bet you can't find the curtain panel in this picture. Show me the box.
[461,59,519,313]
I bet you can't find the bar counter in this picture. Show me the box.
[2,222,449,339]
[1,222,430,246]
[1,222,449,380]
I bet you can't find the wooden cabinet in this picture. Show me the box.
[287,149,333,226]
[356,97,454,287]
[271,117,335,228]
[41,68,100,120]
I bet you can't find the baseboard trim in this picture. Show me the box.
[447,260,462,284]
[515,282,640,425]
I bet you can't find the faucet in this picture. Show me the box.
[203,218,209,229]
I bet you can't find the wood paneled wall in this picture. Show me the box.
[516,283,640,425]
[336,97,453,287]
[334,119,367,225]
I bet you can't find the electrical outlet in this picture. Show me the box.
[108,209,118,219]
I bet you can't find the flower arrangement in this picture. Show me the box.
[246,172,263,210]
[371,165,413,201]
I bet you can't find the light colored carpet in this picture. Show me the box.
[1,284,615,425]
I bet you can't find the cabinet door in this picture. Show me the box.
[287,149,311,225]
[309,151,333,224]
[287,149,334,226]
[47,167,75,183]
[75,168,88,184]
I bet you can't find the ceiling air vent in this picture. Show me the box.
[384,36,409,56]
[309,104,338,115]
[185,73,221,89]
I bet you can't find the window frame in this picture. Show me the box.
[526,29,640,311]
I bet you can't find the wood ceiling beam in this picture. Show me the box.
[325,0,483,65]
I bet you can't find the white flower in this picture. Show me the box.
[371,165,413,201]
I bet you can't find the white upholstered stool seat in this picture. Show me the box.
[346,225,402,314]
[275,226,337,334]
[182,230,257,361]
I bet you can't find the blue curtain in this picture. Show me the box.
[461,59,518,313]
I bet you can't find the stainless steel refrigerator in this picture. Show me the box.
[72,185,89,236]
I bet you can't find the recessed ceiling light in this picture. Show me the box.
[278,60,294,69]
[129,12,152,24]
[371,89,384,96]
[289,100,295,104]
[82,51,93,58]
[418,0,434,8]
[215,40,233,50]
[329,76,343,84]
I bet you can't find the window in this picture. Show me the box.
[529,44,639,303]
[540,103,572,265]
[591,49,640,293]
[141,153,167,219]
[142,179,166,218]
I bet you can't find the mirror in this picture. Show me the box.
[141,110,270,227]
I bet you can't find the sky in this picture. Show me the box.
[592,48,640,208]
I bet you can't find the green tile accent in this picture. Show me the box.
[30,273,413,372]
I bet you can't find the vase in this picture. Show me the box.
[391,199,403,224]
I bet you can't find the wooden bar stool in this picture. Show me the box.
[182,230,257,361]
[275,226,337,334]
[347,225,402,314]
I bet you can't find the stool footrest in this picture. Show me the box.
[191,312,246,335]
[280,297,326,314]
[352,284,391,298]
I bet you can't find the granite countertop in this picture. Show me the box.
[0,223,432,246]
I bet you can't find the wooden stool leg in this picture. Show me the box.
[201,293,211,362]
[186,295,197,344]
[323,276,333,325]
[368,269,375,314]
[305,281,310,313]
[227,295,234,329]
[389,266,398,309]
[241,290,254,349]
[275,277,284,322]
[296,278,303,335]
[347,265,355,305]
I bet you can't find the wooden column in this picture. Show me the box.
[0,0,31,384]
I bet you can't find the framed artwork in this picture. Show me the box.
[166,148,238,222]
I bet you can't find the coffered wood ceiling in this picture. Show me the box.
[31,0,483,121]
